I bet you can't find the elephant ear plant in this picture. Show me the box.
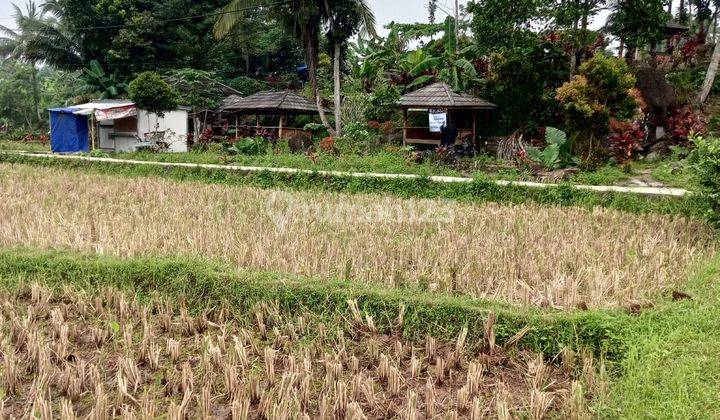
[526,127,573,170]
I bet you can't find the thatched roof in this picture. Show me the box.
[220,95,244,109]
[399,82,497,110]
[221,90,328,114]
[665,20,689,35]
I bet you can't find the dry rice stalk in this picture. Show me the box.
[89,384,109,420]
[181,361,194,394]
[466,361,485,396]
[264,347,277,385]
[198,382,212,419]
[495,382,512,420]
[347,299,362,324]
[504,325,531,350]
[119,356,141,393]
[166,338,180,362]
[140,391,156,419]
[529,354,548,391]
[485,313,496,351]
[405,389,418,420]
[224,362,239,397]
[334,380,348,416]
[60,398,76,420]
[410,352,421,378]
[561,347,576,374]
[231,398,250,420]
[3,348,18,395]
[30,393,52,420]
[425,335,437,358]
[347,402,367,420]
[457,385,470,412]
[318,392,330,420]
[564,381,588,420]
[470,397,483,420]
[388,365,403,397]
[456,326,468,353]
[530,389,554,420]
[425,378,436,417]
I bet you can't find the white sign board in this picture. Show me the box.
[429,109,447,133]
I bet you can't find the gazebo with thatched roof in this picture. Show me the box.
[398,82,497,147]
[221,90,329,140]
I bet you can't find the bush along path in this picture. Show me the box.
[0,153,707,220]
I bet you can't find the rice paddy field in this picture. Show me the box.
[1,160,720,418]
[0,164,714,309]
[0,282,602,419]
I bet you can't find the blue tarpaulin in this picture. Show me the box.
[49,108,89,153]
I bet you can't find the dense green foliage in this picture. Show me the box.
[128,71,180,117]
[486,39,569,132]
[608,0,668,54]
[687,135,720,225]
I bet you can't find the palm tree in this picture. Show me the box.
[214,0,375,135]
[322,0,376,136]
[0,1,46,125]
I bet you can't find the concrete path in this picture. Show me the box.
[6,151,691,197]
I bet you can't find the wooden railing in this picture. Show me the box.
[403,127,473,145]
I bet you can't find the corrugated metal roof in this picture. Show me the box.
[221,90,329,114]
[399,82,497,109]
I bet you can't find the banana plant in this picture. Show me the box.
[404,17,478,91]
[81,60,128,99]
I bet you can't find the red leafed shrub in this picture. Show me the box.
[367,120,394,134]
[608,119,644,165]
[319,136,336,152]
[541,32,561,43]
[473,57,490,76]
[666,109,706,143]
[20,133,49,145]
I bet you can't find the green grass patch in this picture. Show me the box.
[0,247,631,359]
[0,153,708,219]
[605,254,720,418]
[0,140,50,153]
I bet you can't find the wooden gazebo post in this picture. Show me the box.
[278,113,285,140]
[402,109,408,147]
[472,110,478,150]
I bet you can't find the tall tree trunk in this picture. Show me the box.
[322,0,340,136]
[333,42,342,136]
[30,62,40,127]
[667,0,673,14]
[618,39,625,58]
[302,28,334,135]
[698,37,720,104]
[570,18,579,74]
[679,0,687,22]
